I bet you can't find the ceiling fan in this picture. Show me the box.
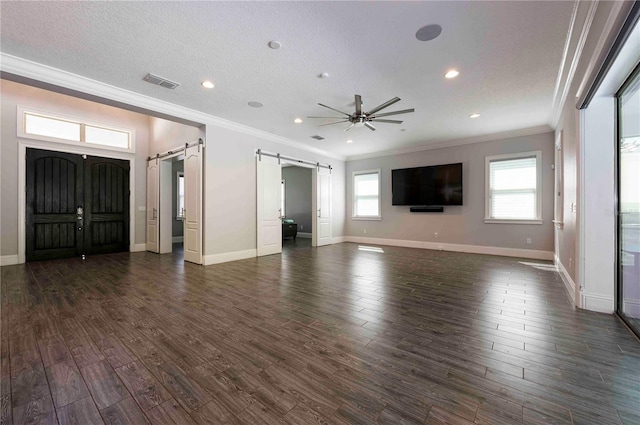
[308,94,414,131]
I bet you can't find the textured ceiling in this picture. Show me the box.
[0,1,574,158]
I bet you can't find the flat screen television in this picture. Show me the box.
[392,163,463,206]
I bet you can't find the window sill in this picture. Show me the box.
[484,218,543,225]
[352,216,382,221]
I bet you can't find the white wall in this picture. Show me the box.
[149,116,202,155]
[0,79,150,257]
[346,132,555,255]
[202,124,345,263]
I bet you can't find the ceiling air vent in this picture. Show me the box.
[311,135,325,140]
[143,73,180,90]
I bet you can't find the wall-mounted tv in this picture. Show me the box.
[392,163,463,206]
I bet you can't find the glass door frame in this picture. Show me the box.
[615,61,640,339]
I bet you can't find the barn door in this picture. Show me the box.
[26,149,84,261]
[313,167,332,247]
[146,159,160,253]
[183,144,203,264]
[257,155,282,256]
[84,156,130,255]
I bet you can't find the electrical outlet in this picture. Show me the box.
[434,232,439,239]
[300,225,303,230]
[526,238,532,244]
[363,229,367,234]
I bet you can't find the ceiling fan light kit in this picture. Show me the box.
[309,94,414,132]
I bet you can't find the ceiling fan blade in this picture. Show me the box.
[373,119,403,124]
[355,94,362,116]
[372,108,415,118]
[318,103,351,117]
[318,120,350,126]
[344,123,355,132]
[364,122,377,131]
[307,116,345,119]
[365,97,401,115]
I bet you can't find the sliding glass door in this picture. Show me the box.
[617,64,640,337]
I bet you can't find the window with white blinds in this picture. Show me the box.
[353,170,381,219]
[485,151,542,223]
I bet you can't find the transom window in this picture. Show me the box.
[353,169,381,219]
[485,151,542,224]
[21,109,132,151]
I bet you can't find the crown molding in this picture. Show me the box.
[548,0,598,128]
[0,53,345,161]
[345,125,552,162]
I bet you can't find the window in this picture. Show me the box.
[21,109,133,151]
[485,151,542,224]
[281,180,286,218]
[176,172,185,220]
[353,170,381,219]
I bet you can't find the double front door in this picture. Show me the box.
[26,148,130,261]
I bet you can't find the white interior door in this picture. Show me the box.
[146,160,160,253]
[313,167,332,247]
[183,145,203,264]
[257,156,282,256]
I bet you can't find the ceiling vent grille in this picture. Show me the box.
[311,135,325,140]
[143,73,180,90]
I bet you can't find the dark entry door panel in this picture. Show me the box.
[26,150,84,261]
[85,158,130,255]
[25,148,130,261]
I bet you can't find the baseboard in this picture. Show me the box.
[172,236,184,243]
[130,243,146,252]
[0,255,19,266]
[555,254,576,305]
[344,236,554,261]
[623,299,640,317]
[203,249,257,266]
[332,236,347,244]
[581,293,614,313]
[296,232,312,239]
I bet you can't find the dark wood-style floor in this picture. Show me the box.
[1,241,640,425]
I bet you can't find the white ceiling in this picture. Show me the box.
[1,1,574,158]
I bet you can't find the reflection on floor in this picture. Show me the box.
[2,243,640,424]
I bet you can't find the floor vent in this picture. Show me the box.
[311,135,325,140]
[143,73,180,90]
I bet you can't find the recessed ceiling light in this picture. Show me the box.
[470,113,480,119]
[248,101,263,108]
[268,40,282,49]
[201,80,214,89]
[444,69,459,79]
[294,118,303,124]
[415,24,442,42]
[346,139,353,144]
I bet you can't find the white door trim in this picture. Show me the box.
[17,139,136,264]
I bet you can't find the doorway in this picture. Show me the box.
[25,148,130,261]
[281,163,313,250]
[617,64,640,337]
[256,151,332,257]
[146,142,203,264]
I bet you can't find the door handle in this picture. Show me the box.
[77,206,84,220]
[152,208,157,220]
[278,208,283,219]
[318,208,321,217]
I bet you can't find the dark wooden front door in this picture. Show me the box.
[26,148,130,261]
